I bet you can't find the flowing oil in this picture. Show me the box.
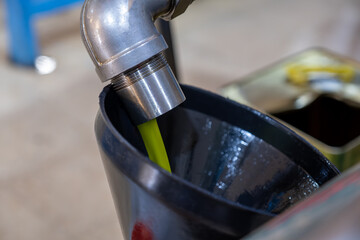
[137,119,171,173]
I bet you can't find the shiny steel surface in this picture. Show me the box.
[96,85,339,239]
[112,53,185,124]
[81,0,191,122]
[80,0,194,82]
[81,0,171,82]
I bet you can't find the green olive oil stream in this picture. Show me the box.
[137,119,171,173]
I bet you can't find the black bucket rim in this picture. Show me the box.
[97,84,339,235]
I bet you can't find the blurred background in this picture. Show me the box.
[1,0,360,239]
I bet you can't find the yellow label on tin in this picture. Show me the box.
[287,65,355,85]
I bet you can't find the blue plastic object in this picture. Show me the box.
[4,0,83,66]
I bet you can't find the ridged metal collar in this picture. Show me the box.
[112,53,168,91]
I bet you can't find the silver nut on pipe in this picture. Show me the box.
[163,0,195,20]
[112,52,186,125]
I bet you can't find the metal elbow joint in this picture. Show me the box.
[81,0,193,124]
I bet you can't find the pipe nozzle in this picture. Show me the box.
[81,0,193,123]
[111,52,185,124]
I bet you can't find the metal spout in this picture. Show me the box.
[112,52,185,124]
[81,0,193,124]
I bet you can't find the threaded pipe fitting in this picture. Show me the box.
[111,52,185,125]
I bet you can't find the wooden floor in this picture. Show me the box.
[1,0,360,239]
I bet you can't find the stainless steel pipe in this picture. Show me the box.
[81,0,193,124]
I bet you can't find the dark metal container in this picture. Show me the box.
[95,85,339,240]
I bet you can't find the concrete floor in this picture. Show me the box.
[1,0,360,239]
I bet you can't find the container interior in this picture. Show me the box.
[105,88,325,215]
[273,95,360,147]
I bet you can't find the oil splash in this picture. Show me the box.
[137,119,171,173]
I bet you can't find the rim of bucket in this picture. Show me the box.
[97,84,339,235]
